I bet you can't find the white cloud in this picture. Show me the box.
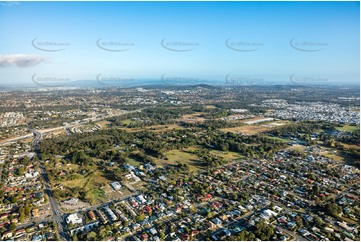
[0,2,19,7]
[0,54,47,68]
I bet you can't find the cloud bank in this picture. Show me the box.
[0,54,47,68]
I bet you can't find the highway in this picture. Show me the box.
[0,133,33,145]
[1,109,140,145]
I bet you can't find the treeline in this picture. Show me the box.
[205,131,287,159]
[267,121,335,138]
[38,124,287,169]
[108,106,200,127]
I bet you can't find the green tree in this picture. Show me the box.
[86,231,97,240]
[18,167,25,176]
[137,213,145,222]
[9,222,16,231]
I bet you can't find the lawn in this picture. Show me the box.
[266,136,292,143]
[61,176,89,188]
[88,188,106,204]
[221,120,290,135]
[126,157,143,167]
[286,145,307,152]
[321,150,356,165]
[121,119,136,125]
[339,142,359,150]
[57,165,122,205]
[336,125,359,133]
[156,149,206,172]
[209,150,244,161]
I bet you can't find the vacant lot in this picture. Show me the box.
[221,125,271,135]
[336,125,359,133]
[266,136,292,143]
[120,119,136,125]
[156,149,206,172]
[57,165,130,206]
[209,150,244,161]
[95,120,112,129]
[177,113,206,124]
[126,157,143,167]
[339,142,359,150]
[221,120,289,135]
[320,150,357,166]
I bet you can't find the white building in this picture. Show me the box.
[110,181,122,190]
[137,195,146,203]
[66,213,83,224]
[25,171,39,179]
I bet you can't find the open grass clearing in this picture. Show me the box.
[155,149,206,172]
[336,125,359,133]
[56,165,128,206]
[339,142,359,150]
[126,157,143,167]
[221,125,271,135]
[221,120,290,135]
[209,150,244,161]
[95,120,112,129]
[266,136,293,143]
[320,150,357,166]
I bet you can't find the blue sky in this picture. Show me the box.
[0,1,359,86]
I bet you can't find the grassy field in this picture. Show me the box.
[339,142,359,150]
[266,136,292,143]
[286,144,307,151]
[126,157,143,167]
[154,148,244,172]
[221,120,289,135]
[209,150,244,161]
[221,125,271,135]
[95,120,111,129]
[336,125,359,132]
[56,164,127,205]
[320,150,356,165]
[177,113,206,124]
[61,176,89,188]
[156,149,206,172]
[121,119,136,125]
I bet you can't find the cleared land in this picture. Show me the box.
[336,125,359,132]
[95,120,111,129]
[221,120,289,135]
[178,113,206,123]
[266,136,292,143]
[119,124,184,133]
[320,150,356,165]
[209,150,244,161]
[55,164,132,206]
[155,149,206,172]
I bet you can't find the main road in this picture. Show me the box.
[30,126,71,241]
[22,109,143,240]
